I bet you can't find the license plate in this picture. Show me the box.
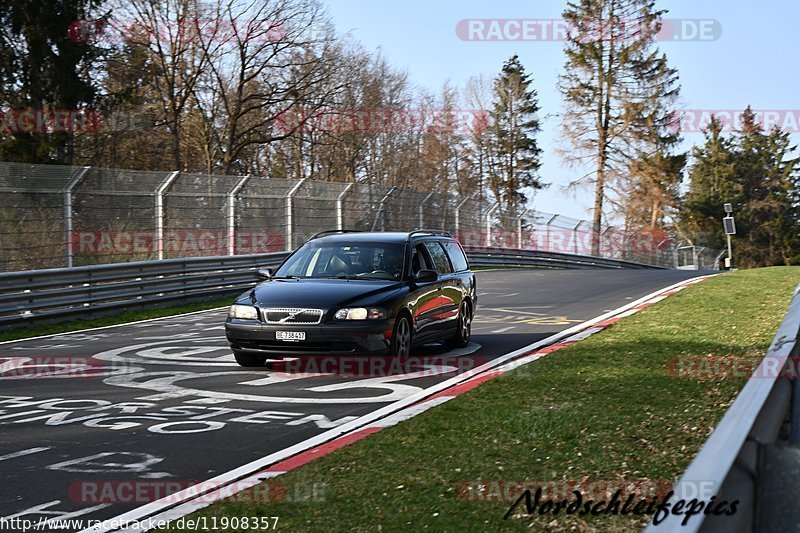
[276,331,305,341]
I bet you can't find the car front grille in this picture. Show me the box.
[261,308,323,324]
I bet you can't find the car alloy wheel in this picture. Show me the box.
[391,316,411,359]
[446,301,471,349]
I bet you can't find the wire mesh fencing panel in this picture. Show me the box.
[73,167,169,265]
[382,189,432,232]
[340,183,390,232]
[292,180,350,246]
[0,161,714,272]
[164,172,242,258]
[236,175,293,253]
[0,163,76,271]
[452,197,493,247]
[675,246,725,270]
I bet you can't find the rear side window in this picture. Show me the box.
[423,241,453,274]
[442,240,469,272]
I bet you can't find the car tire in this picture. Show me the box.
[445,301,472,349]
[389,315,412,359]
[232,349,267,367]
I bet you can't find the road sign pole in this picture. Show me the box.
[723,203,734,269]
[726,234,733,269]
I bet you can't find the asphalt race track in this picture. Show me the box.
[0,268,707,531]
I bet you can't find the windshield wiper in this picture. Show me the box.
[321,274,370,280]
[271,275,298,279]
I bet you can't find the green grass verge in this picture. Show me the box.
[0,297,235,342]
[162,267,799,532]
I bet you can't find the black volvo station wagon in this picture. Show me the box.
[225,230,477,366]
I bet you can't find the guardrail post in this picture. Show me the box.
[419,192,434,228]
[516,209,528,249]
[285,178,306,251]
[63,166,90,268]
[485,202,500,247]
[371,186,397,231]
[155,171,180,261]
[227,175,250,256]
[336,182,354,230]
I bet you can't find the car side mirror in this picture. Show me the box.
[413,269,437,283]
[256,268,273,281]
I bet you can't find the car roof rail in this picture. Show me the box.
[309,229,365,240]
[407,229,452,241]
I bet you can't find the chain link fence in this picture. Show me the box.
[0,161,719,272]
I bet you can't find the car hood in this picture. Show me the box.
[243,278,405,310]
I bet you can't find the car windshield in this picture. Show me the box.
[275,242,405,280]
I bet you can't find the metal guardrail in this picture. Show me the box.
[646,283,800,533]
[0,247,665,330]
[465,246,668,270]
[0,252,291,328]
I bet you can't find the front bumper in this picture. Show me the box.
[225,318,395,357]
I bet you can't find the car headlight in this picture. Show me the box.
[228,304,259,320]
[334,307,386,320]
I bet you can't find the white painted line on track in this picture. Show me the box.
[491,326,516,333]
[0,447,51,462]
[0,307,230,346]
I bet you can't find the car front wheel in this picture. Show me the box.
[389,315,412,359]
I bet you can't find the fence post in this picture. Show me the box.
[419,192,434,228]
[227,175,250,256]
[454,197,470,238]
[516,209,528,249]
[601,226,613,258]
[573,221,584,255]
[371,186,397,231]
[485,202,500,247]
[336,182,354,230]
[155,171,180,260]
[63,166,90,268]
[546,214,558,253]
[286,178,306,251]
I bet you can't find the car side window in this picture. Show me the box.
[442,240,469,272]
[411,244,431,275]
[424,241,452,274]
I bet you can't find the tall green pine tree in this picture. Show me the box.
[488,55,544,212]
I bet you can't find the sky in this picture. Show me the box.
[323,0,800,221]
